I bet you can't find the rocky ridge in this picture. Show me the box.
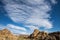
[29,29,60,40]
[0,29,60,40]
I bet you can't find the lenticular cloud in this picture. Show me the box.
[3,0,56,30]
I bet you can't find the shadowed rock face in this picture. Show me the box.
[49,32,60,40]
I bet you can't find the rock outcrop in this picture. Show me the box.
[29,29,60,40]
[0,28,18,40]
[49,32,60,40]
[0,29,60,40]
[30,29,40,38]
[0,29,12,35]
[29,29,48,40]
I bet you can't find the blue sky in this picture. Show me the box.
[0,0,60,34]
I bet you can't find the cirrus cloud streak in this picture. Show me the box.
[3,0,57,34]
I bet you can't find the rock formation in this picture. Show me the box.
[29,29,60,40]
[30,29,40,38]
[0,28,60,40]
[0,28,18,40]
[29,29,48,40]
[49,32,60,40]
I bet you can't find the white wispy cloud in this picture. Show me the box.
[8,28,28,35]
[7,24,26,31]
[3,0,57,33]
[25,25,39,30]
[0,24,28,34]
[51,0,57,4]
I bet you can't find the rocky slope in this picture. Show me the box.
[0,29,18,40]
[29,29,60,40]
[49,32,60,40]
[0,29,60,40]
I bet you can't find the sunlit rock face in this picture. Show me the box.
[0,29,60,40]
[31,29,40,37]
[0,29,18,40]
[30,29,48,39]
[0,29,11,35]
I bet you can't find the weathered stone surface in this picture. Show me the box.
[0,28,18,40]
[44,35,56,40]
[49,32,60,40]
[30,29,40,38]
[0,29,60,40]
[29,29,60,40]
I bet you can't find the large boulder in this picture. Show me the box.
[29,29,48,40]
[30,29,40,38]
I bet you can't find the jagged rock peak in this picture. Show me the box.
[33,29,40,34]
[29,29,48,39]
[32,29,48,36]
[34,29,40,33]
[29,29,40,38]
